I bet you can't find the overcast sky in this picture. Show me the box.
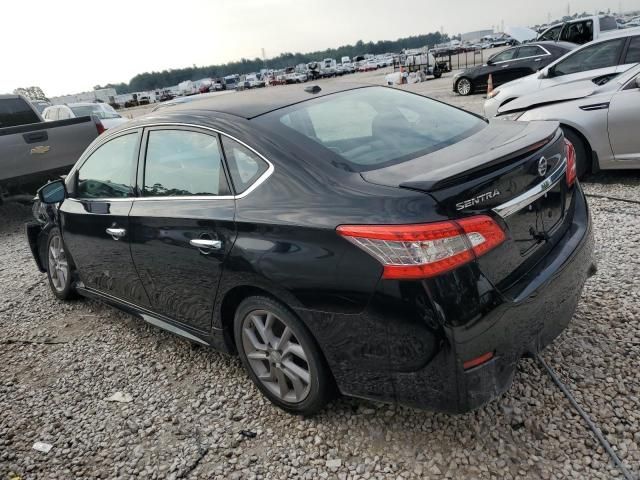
[1,0,629,96]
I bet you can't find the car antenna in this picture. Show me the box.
[304,85,322,94]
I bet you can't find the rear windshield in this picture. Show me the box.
[261,87,485,171]
[0,97,40,128]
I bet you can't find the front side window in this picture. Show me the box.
[76,133,138,199]
[553,39,625,76]
[267,87,485,171]
[624,36,640,64]
[143,129,228,197]
[221,137,269,194]
[490,48,517,63]
[560,20,594,44]
[517,46,544,58]
[539,25,561,41]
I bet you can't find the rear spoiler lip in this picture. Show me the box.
[399,129,561,192]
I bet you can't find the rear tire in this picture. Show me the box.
[234,296,334,415]
[562,127,590,179]
[456,77,472,95]
[46,227,77,300]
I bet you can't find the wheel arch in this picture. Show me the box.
[559,122,598,174]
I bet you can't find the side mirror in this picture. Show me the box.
[487,59,494,66]
[38,179,66,204]
[636,76,640,89]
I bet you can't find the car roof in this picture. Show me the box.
[156,83,372,119]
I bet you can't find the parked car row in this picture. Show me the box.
[482,28,640,176]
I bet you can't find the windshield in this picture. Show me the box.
[261,87,485,171]
[70,104,121,119]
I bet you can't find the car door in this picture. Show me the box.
[512,45,549,79]
[607,72,640,163]
[543,37,627,89]
[487,47,519,86]
[60,129,151,307]
[128,126,236,332]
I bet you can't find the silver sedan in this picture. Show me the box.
[495,64,640,177]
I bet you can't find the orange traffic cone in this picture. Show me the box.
[487,74,494,97]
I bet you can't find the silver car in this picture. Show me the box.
[495,64,640,177]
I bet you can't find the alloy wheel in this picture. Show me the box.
[241,309,311,403]
[457,78,471,95]
[48,235,68,292]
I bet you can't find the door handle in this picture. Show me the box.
[534,58,542,62]
[106,227,126,240]
[502,64,509,68]
[190,238,222,250]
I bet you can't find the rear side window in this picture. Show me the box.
[560,20,593,44]
[77,133,139,199]
[624,36,640,64]
[143,129,228,197]
[517,46,544,58]
[554,39,625,76]
[0,97,40,128]
[600,16,619,31]
[268,87,485,171]
[221,137,269,194]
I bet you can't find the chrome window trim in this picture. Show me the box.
[491,46,551,64]
[493,156,566,218]
[66,122,274,202]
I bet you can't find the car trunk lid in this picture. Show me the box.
[361,121,574,293]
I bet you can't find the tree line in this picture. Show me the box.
[96,32,447,94]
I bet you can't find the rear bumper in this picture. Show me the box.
[297,188,594,412]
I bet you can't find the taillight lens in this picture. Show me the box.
[564,138,577,187]
[336,215,505,280]
[95,118,106,135]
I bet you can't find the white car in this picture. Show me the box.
[42,103,129,130]
[484,29,640,118]
[495,64,640,177]
[537,15,620,44]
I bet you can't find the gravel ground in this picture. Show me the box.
[1,73,639,479]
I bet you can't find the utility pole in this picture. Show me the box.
[261,48,267,69]
[567,2,570,16]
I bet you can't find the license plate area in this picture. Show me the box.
[507,182,565,256]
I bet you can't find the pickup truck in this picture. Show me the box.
[0,94,101,199]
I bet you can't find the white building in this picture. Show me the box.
[50,88,117,105]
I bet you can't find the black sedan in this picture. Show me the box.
[28,84,595,415]
[453,42,576,95]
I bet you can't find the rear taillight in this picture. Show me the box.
[95,118,106,135]
[564,138,577,187]
[336,215,506,280]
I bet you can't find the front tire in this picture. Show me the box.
[456,77,472,95]
[46,227,77,300]
[234,296,334,415]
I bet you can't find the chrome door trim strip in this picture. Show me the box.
[66,122,275,201]
[493,157,567,218]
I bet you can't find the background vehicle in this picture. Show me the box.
[30,99,51,114]
[496,64,640,177]
[29,84,594,416]
[537,15,621,44]
[485,30,640,116]
[0,94,100,196]
[150,90,234,112]
[42,103,129,130]
[453,42,575,95]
